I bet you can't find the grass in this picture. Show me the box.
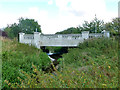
[1,37,119,88]
[1,37,50,88]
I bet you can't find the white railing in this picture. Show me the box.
[19,31,110,48]
[24,34,34,39]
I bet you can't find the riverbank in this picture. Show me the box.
[2,37,118,88]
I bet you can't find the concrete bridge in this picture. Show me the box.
[19,31,110,49]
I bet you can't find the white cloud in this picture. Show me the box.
[0,0,49,3]
[48,0,53,5]
[0,0,118,34]
[0,13,17,27]
[50,0,118,34]
[55,0,107,20]
[0,8,20,28]
[48,0,107,33]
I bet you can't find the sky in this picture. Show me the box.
[0,0,119,34]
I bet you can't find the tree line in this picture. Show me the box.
[4,16,119,39]
[4,17,41,39]
[56,16,119,36]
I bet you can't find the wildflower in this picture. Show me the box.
[33,69,37,72]
[35,84,37,86]
[108,66,111,69]
[100,75,101,77]
[8,83,11,86]
[4,80,8,83]
[102,84,106,86]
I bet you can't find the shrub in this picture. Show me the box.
[1,37,118,88]
[2,38,50,88]
[63,37,118,67]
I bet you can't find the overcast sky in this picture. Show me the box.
[0,0,119,34]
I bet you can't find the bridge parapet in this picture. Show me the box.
[23,34,34,39]
[34,32,41,49]
[89,33,103,38]
[82,31,89,39]
[19,32,25,43]
[41,34,82,40]
[19,30,110,48]
[19,33,34,45]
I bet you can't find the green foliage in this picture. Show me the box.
[105,18,119,35]
[18,17,41,34]
[63,38,118,67]
[79,16,104,33]
[3,37,118,88]
[78,38,117,51]
[6,53,118,88]
[4,23,21,39]
[4,17,41,39]
[2,38,50,88]
[56,16,105,34]
[56,17,119,36]
[56,27,81,34]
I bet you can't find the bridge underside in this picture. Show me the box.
[38,38,83,47]
[40,45,78,47]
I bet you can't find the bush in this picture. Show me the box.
[63,37,118,67]
[2,38,50,88]
[1,37,118,88]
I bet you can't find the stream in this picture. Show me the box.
[41,47,68,73]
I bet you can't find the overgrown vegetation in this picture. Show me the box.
[56,17,119,36]
[56,27,81,34]
[3,16,119,39]
[1,37,50,88]
[2,37,118,88]
[4,18,41,39]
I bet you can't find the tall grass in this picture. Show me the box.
[2,37,119,88]
[1,37,50,88]
[63,38,118,67]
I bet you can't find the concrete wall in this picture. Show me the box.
[19,33,34,45]
[34,32,41,49]
[39,37,83,47]
[82,31,89,39]
[19,33,25,43]
[19,31,110,49]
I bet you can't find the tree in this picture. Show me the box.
[79,15,105,33]
[105,18,119,35]
[4,17,41,39]
[18,17,41,34]
[4,23,21,39]
[56,27,81,34]
[56,16,105,34]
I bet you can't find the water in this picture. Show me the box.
[41,47,68,73]
[48,55,55,61]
